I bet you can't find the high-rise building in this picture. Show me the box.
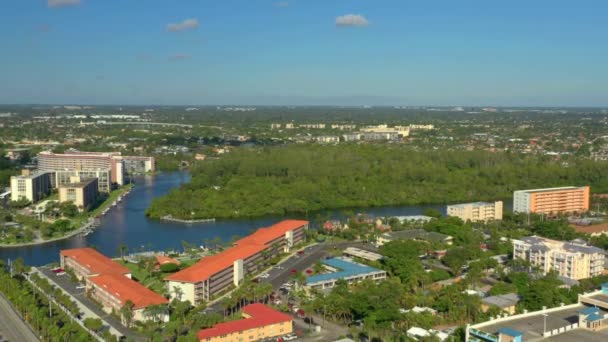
[513,186,590,215]
[53,169,112,193]
[10,170,51,203]
[512,236,606,280]
[447,201,503,222]
[38,151,124,185]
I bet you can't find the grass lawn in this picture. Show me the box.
[117,260,168,295]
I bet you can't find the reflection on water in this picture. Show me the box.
[1,171,471,266]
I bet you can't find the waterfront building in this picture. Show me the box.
[10,170,52,203]
[197,303,293,342]
[304,258,387,291]
[38,151,125,185]
[513,186,590,215]
[447,201,503,222]
[118,155,155,174]
[58,177,99,210]
[60,247,168,323]
[165,220,309,303]
[87,273,169,323]
[60,247,131,280]
[54,169,112,193]
[512,236,606,280]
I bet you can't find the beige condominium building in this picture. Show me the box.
[512,236,606,280]
[513,186,590,215]
[447,201,503,222]
[10,170,52,203]
[58,177,99,210]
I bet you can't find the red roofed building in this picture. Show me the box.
[88,273,169,323]
[166,220,308,303]
[197,303,293,342]
[60,247,131,280]
[154,255,181,271]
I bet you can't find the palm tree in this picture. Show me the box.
[172,286,184,301]
[117,243,128,260]
[120,300,135,327]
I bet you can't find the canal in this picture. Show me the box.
[0,171,483,266]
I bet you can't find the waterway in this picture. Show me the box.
[0,171,496,266]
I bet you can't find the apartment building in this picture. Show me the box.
[38,151,125,185]
[197,303,293,342]
[60,248,168,323]
[447,201,503,222]
[512,236,606,280]
[54,169,112,193]
[513,186,590,215]
[166,220,309,303]
[58,177,98,210]
[87,273,168,322]
[10,170,52,203]
[305,258,387,291]
[117,156,155,174]
[60,248,131,280]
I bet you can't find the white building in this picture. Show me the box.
[10,170,52,203]
[447,201,503,222]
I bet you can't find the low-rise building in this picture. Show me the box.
[447,201,503,222]
[197,303,293,342]
[481,293,520,315]
[376,229,453,247]
[87,273,168,323]
[60,247,131,280]
[343,247,383,261]
[58,177,98,210]
[512,236,606,280]
[10,170,52,203]
[305,258,387,291]
[166,220,309,303]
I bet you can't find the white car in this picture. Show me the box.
[258,273,270,278]
[283,335,297,341]
[76,285,86,289]
[56,272,66,276]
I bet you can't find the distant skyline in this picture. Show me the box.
[1,0,607,106]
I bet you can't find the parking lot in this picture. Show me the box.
[36,266,142,341]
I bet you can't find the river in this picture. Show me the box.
[0,171,502,266]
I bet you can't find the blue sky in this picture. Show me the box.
[0,0,607,106]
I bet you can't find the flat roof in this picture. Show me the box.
[448,202,497,208]
[89,273,168,309]
[474,305,586,341]
[306,258,383,284]
[545,328,608,341]
[481,293,520,308]
[61,247,130,276]
[343,247,383,261]
[197,303,292,340]
[166,220,309,283]
[515,186,587,194]
[58,178,97,189]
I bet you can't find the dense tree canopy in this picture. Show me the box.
[147,144,608,219]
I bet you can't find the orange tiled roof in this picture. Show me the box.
[236,220,309,246]
[197,303,292,340]
[165,243,269,283]
[155,255,181,266]
[89,273,168,309]
[166,220,308,283]
[61,247,130,276]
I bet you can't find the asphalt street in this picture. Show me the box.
[0,292,39,342]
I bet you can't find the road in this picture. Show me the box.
[0,292,39,342]
[35,267,143,341]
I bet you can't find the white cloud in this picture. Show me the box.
[335,14,369,27]
[167,18,199,32]
[48,0,81,8]
[275,1,289,7]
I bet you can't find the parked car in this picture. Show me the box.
[52,268,65,274]
[76,285,85,289]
